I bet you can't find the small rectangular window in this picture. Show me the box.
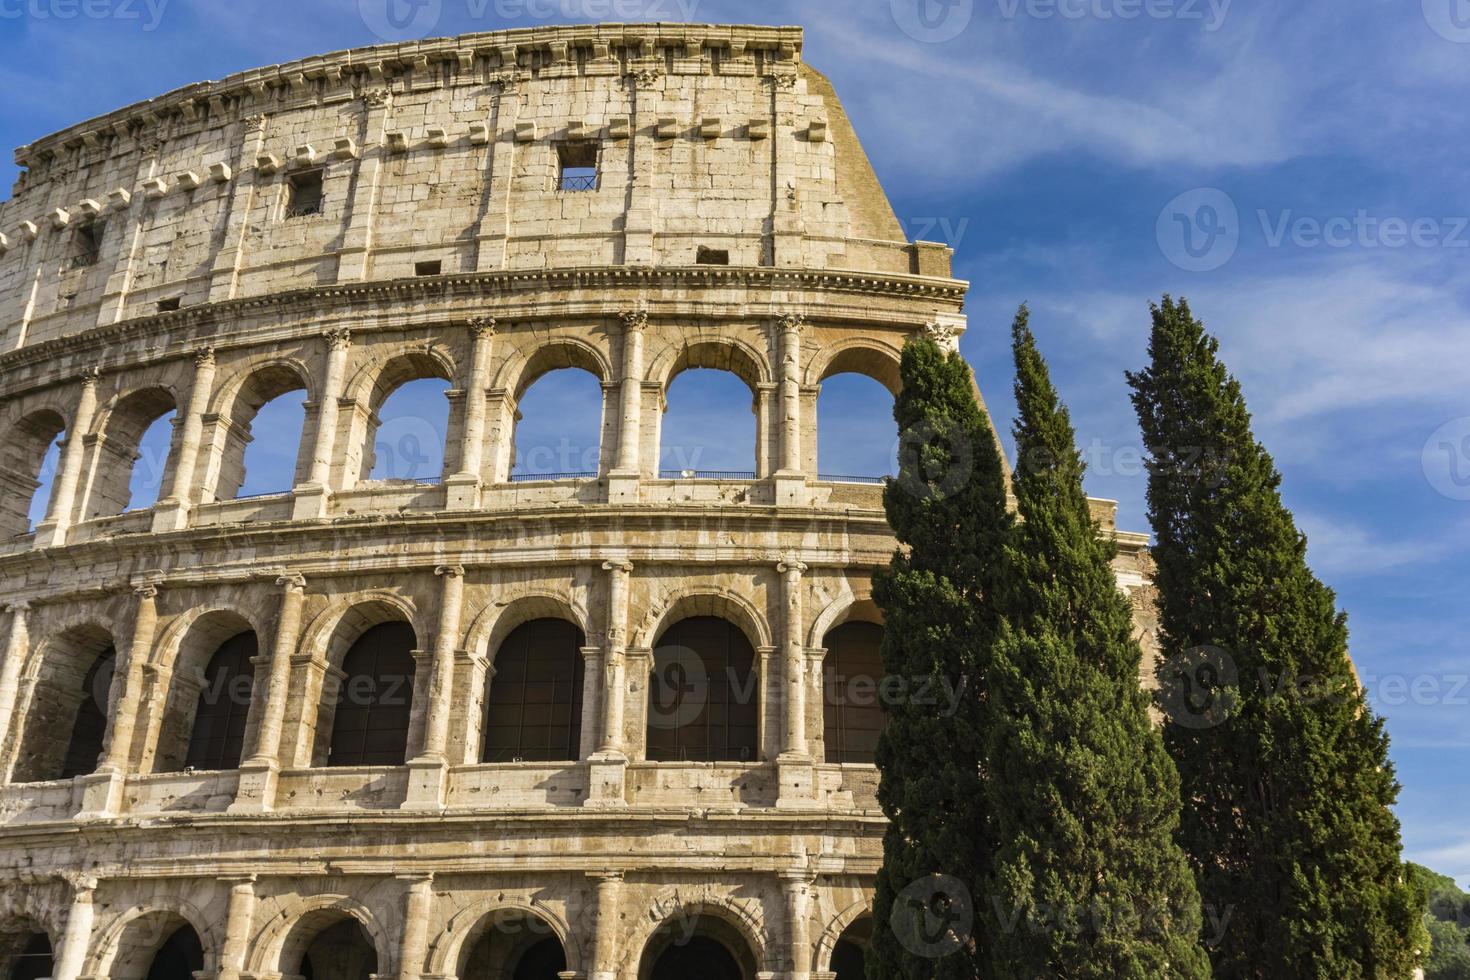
[70,221,103,269]
[286,169,324,218]
[696,247,730,265]
[157,297,181,312]
[415,260,442,277]
[557,142,598,191]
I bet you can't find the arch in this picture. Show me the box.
[85,385,179,519]
[511,365,606,479]
[807,591,884,651]
[342,348,456,487]
[11,623,117,783]
[0,913,54,980]
[428,900,581,980]
[646,617,759,763]
[297,591,423,673]
[343,346,456,408]
[209,359,314,500]
[805,338,903,396]
[246,895,390,979]
[814,371,898,480]
[815,899,875,974]
[87,903,215,980]
[149,606,262,774]
[632,589,772,653]
[327,620,418,767]
[821,621,886,765]
[464,591,590,668]
[0,408,67,538]
[492,338,612,403]
[648,338,771,392]
[623,893,770,979]
[482,618,586,763]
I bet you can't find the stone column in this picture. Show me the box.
[776,560,816,809]
[588,872,623,980]
[608,310,647,502]
[50,874,97,980]
[33,368,99,548]
[774,314,806,505]
[336,89,392,281]
[217,875,257,980]
[447,318,495,510]
[579,645,603,762]
[0,603,29,770]
[587,560,632,807]
[396,873,434,980]
[153,347,217,531]
[97,583,159,770]
[293,328,351,519]
[405,565,465,810]
[232,573,306,812]
[782,872,814,980]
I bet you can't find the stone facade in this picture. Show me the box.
[0,24,1155,980]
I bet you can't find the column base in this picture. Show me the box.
[76,768,126,820]
[776,753,820,810]
[444,474,482,511]
[606,471,640,504]
[291,484,331,520]
[401,758,449,811]
[228,760,280,813]
[772,472,807,507]
[31,519,66,549]
[150,498,190,532]
[584,753,628,808]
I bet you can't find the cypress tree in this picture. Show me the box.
[978,306,1212,978]
[1127,296,1422,979]
[868,336,1012,979]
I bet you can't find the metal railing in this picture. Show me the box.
[818,474,888,485]
[658,470,757,480]
[69,250,99,270]
[509,471,598,483]
[286,200,324,218]
[559,173,597,191]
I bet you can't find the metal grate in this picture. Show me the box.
[509,471,598,483]
[559,171,597,191]
[285,200,323,218]
[658,469,757,480]
[818,473,887,485]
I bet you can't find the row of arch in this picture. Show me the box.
[13,607,884,784]
[2,329,904,538]
[1,893,874,980]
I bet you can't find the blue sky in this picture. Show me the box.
[3,0,1466,885]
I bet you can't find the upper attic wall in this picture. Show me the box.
[0,23,957,352]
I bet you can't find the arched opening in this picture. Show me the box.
[218,365,309,500]
[637,914,757,980]
[87,387,178,519]
[0,409,65,538]
[830,916,872,979]
[360,356,452,486]
[326,621,417,767]
[11,626,116,783]
[142,924,203,980]
[816,371,898,482]
[510,368,604,480]
[0,930,52,980]
[659,357,758,478]
[459,910,569,980]
[182,632,257,771]
[646,617,758,763]
[482,619,585,763]
[280,912,378,980]
[822,621,886,765]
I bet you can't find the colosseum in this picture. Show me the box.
[0,22,1157,980]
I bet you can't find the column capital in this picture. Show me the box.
[468,315,496,338]
[59,872,99,897]
[275,572,306,592]
[435,563,466,579]
[777,311,806,334]
[602,559,634,575]
[192,346,217,368]
[5,600,30,616]
[324,327,353,350]
[220,873,259,887]
[79,365,101,387]
[619,308,648,332]
[587,870,624,885]
[921,314,965,354]
[132,583,160,601]
[777,559,808,577]
[395,871,435,885]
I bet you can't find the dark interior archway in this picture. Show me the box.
[327,621,417,767]
[830,915,872,980]
[297,918,377,980]
[184,631,257,771]
[143,924,203,980]
[2,932,52,980]
[822,621,886,764]
[482,618,585,763]
[646,617,758,763]
[460,911,568,980]
[638,915,756,980]
[59,646,115,779]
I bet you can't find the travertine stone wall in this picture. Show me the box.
[0,23,1156,980]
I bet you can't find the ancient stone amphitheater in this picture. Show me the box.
[0,22,1155,980]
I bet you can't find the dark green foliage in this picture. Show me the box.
[1127,296,1423,979]
[868,336,1012,979]
[1410,863,1470,980]
[977,306,1211,978]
